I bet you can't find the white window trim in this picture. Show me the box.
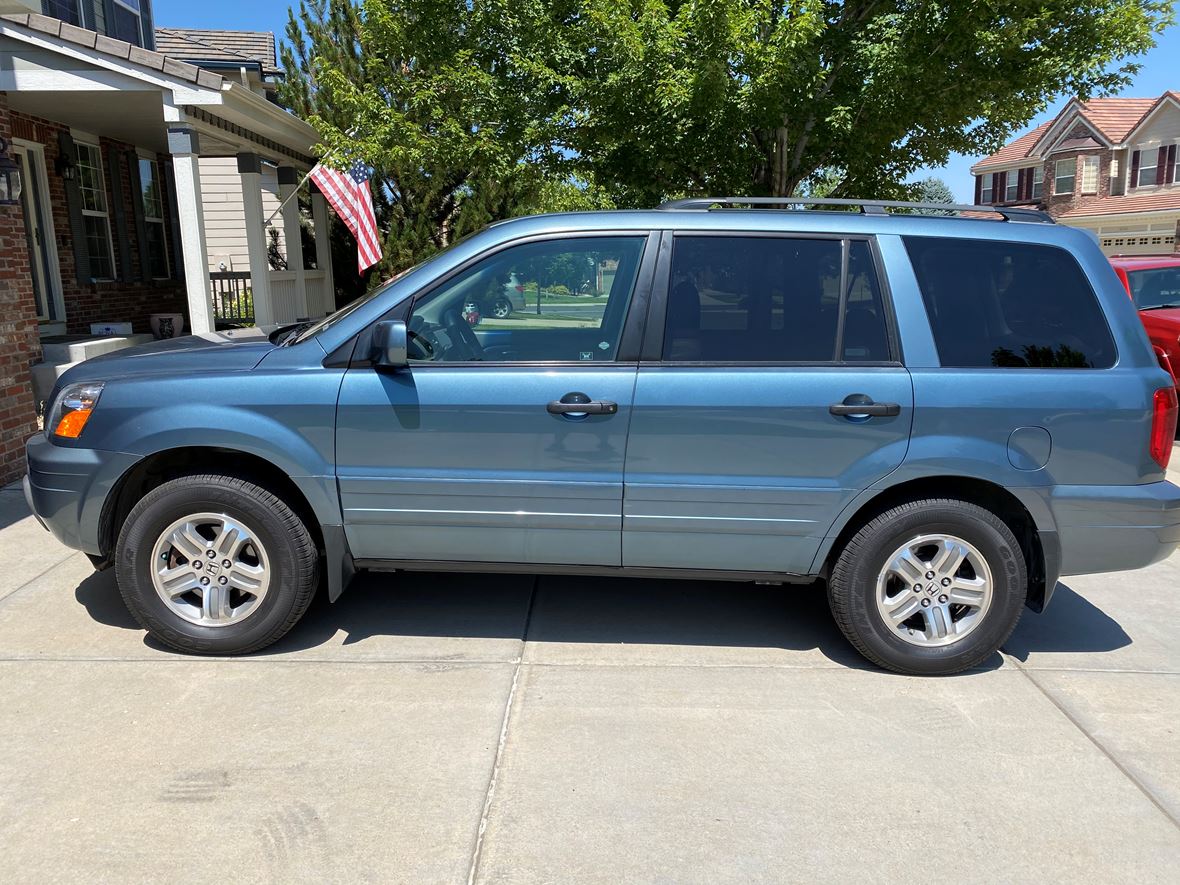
[111,0,145,47]
[74,136,116,282]
[1054,158,1075,195]
[1031,166,1044,199]
[136,149,171,280]
[1080,155,1099,195]
[1005,174,1019,202]
[979,175,993,203]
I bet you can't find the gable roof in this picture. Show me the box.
[972,94,1168,172]
[154,28,281,76]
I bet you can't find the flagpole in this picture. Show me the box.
[262,131,358,227]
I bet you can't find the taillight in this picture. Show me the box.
[1150,386,1178,470]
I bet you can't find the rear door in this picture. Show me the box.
[622,232,913,575]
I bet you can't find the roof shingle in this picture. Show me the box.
[1059,191,1180,218]
[154,28,281,75]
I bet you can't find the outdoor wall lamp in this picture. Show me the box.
[0,137,22,206]
[55,152,77,182]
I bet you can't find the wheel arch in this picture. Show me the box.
[814,475,1057,613]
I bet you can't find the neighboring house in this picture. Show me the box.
[0,3,336,484]
[970,92,1180,255]
[155,27,290,275]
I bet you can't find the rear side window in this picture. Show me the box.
[664,236,892,362]
[904,237,1116,369]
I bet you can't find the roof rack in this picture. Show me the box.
[658,197,1054,224]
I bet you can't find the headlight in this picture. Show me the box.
[47,382,105,440]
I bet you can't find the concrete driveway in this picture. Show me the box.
[2,472,1179,883]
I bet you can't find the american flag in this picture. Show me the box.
[309,159,382,272]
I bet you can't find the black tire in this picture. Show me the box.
[827,498,1027,675]
[115,474,319,655]
[491,297,513,319]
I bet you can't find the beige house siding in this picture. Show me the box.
[198,157,287,273]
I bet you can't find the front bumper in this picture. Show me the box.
[23,432,143,555]
[1049,480,1180,576]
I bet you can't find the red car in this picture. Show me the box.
[1110,254,1180,385]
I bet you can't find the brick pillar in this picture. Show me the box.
[0,94,42,485]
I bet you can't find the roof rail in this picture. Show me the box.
[657,197,1054,224]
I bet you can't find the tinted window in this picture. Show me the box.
[904,237,1116,369]
[408,236,645,363]
[1128,267,1180,310]
[664,237,891,362]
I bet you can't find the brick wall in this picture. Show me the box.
[1041,125,1114,220]
[0,94,42,485]
[9,109,187,336]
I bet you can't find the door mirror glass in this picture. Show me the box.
[372,320,408,369]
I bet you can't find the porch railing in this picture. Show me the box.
[211,271,254,325]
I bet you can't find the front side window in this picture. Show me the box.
[138,157,170,279]
[407,236,645,363]
[1080,155,1099,194]
[42,0,82,26]
[904,237,1116,369]
[75,141,115,280]
[1054,159,1076,195]
[1031,166,1044,199]
[663,236,891,363]
[979,175,993,203]
[110,0,143,46]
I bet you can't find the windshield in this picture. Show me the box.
[1128,266,1180,310]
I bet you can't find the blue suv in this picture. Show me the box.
[24,199,1180,674]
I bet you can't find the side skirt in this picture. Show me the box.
[352,559,816,585]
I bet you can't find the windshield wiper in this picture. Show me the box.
[1140,303,1180,311]
[278,321,316,346]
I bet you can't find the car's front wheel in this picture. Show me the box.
[115,474,319,655]
[827,498,1027,675]
[490,297,513,319]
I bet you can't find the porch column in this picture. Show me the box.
[277,166,307,318]
[168,129,214,334]
[311,185,336,309]
[237,153,274,326]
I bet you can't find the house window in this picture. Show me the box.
[1054,159,1075,195]
[138,157,170,279]
[1005,173,1019,202]
[110,0,144,47]
[1080,156,1099,194]
[979,175,993,203]
[42,0,82,25]
[75,141,115,280]
[1031,166,1044,199]
[1137,151,1157,188]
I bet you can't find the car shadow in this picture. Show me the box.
[1001,582,1131,660]
[73,569,1127,672]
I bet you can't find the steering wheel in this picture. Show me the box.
[406,329,436,361]
[442,309,486,361]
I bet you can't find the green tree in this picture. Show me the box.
[915,177,956,206]
[539,0,1173,204]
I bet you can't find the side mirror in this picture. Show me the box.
[371,320,408,369]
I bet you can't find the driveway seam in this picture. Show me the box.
[465,576,538,885]
[0,550,83,607]
[1006,654,1180,833]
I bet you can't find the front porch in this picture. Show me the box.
[0,13,332,482]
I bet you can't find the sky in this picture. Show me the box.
[153,0,1180,203]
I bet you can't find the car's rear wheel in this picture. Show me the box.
[491,297,513,319]
[827,498,1027,675]
[115,474,319,655]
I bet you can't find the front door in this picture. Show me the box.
[335,233,654,566]
[13,144,63,324]
[623,233,913,576]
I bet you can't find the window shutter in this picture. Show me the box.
[974,174,982,204]
[991,172,1001,200]
[57,131,91,285]
[126,152,150,282]
[997,171,1007,202]
[106,146,132,282]
[1019,168,1030,200]
[1167,145,1177,185]
[162,161,185,281]
[1130,150,1140,188]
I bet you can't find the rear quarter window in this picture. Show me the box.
[903,237,1117,369]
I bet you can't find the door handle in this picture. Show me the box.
[829,394,901,418]
[547,392,618,416]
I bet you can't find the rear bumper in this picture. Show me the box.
[1048,481,1180,576]
[23,432,142,555]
